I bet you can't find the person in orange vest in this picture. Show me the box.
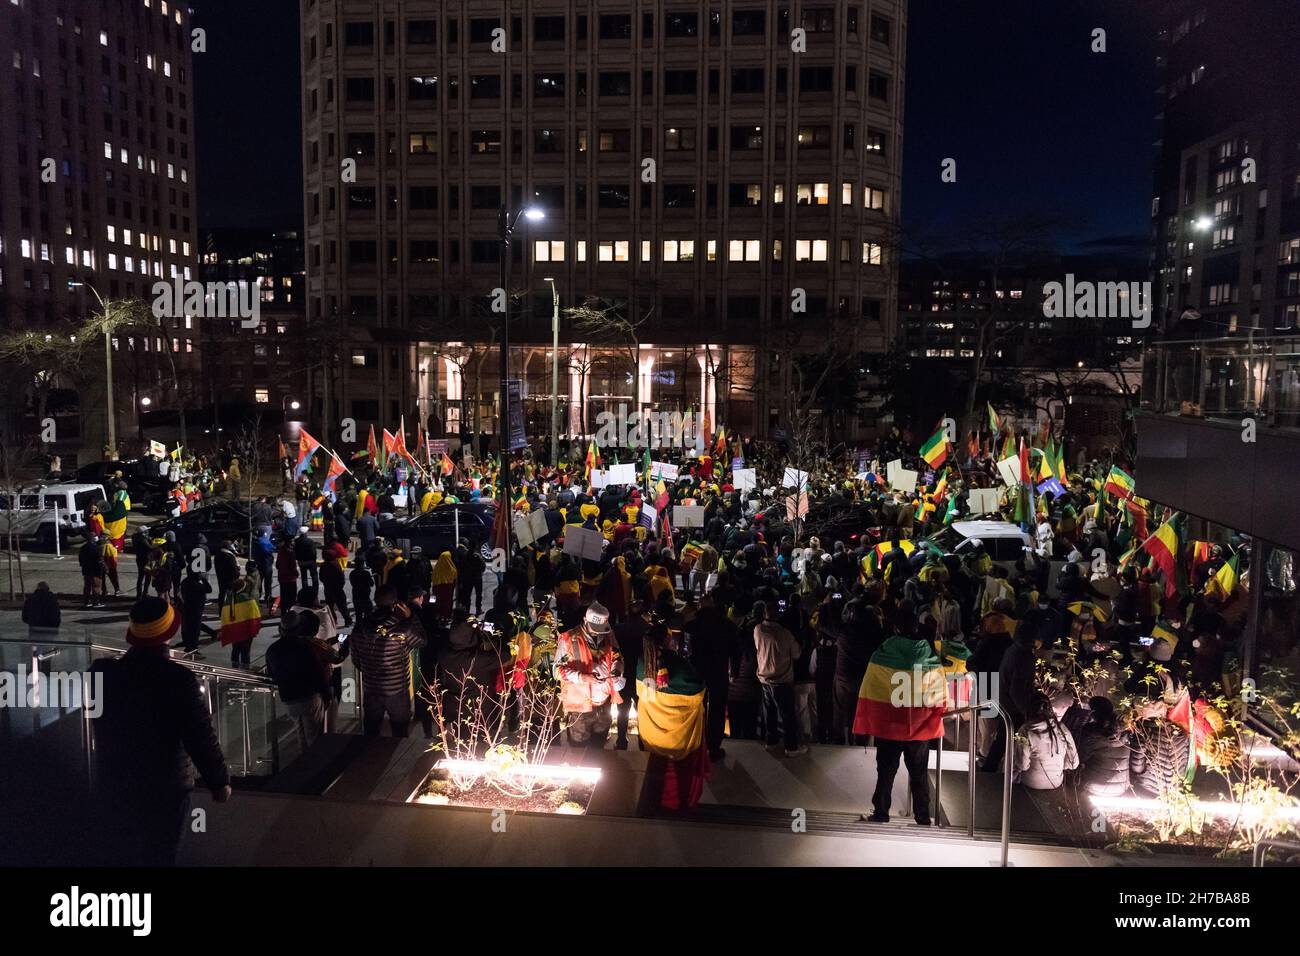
[554,601,624,747]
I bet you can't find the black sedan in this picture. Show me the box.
[378,502,497,559]
[144,502,282,555]
[72,459,173,513]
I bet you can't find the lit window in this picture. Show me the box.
[534,240,565,262]
[254,388,270,404]
[106,225,116,242]
[662,240,695,262]
[863,242,882,265]
[99,31,108,46]
[104,142,113,159]
[864,187,886,210]
[841,183,853,205]
[707,240,718,262]
[576,241,587,262]
[772,185,784,205]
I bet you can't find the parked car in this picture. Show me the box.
[144,501,282,555]
[0,483,107,550]
[69,459,173,513]
[924,519,1034,571]
[378,502,497,559]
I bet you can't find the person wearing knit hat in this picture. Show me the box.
[88,596,231,865]
[555,600,624,747]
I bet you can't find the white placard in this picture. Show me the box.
[885,458,903,483]
[996,456,1022,488]
[589,469,608,489]
[782,467,808,489]
[889,468,918,494]
[650,461,679,482]
[514,514,540,547]
[967,487,1002,516]
[640,502,657,527]
[673,504,706,527]
[785,491,810,520]
[563,525,606,561]
[528,507,550,542]
[732,467,757,491]
[607,463,637,486]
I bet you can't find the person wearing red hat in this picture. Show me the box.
[88,597,231,865]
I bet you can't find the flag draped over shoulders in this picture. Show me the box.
[853,635,949,741]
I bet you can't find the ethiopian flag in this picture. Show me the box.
[584,439,602,480]
[852,636,949,741]
[919,425,949,469]
[1207,553,1241,598]
[219,587,263,646]
[103,489,130,549]
[987,402,1003,436]
[1151,619,1180,653]
[1103,465,1136,500]
[1142,512,1185,598]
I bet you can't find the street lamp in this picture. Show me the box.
[140,396,153,407]
[68,280,116,459]
[544,276,560,468]
[496,204,544,557]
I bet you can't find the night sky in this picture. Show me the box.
[193,0,1158,251]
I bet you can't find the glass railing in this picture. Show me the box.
[1142,334,1300,428]
[0,626,303,783]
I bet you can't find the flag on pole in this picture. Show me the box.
[294,429,322,480]
[986,402,1003,436]
[713,426,727,460]
[382,429,399,470]
[1207,553,1241,598]
[919,424,950,469]
[367,425,379,464]
[322,451,349,499]
[1103,465,1136,500]
[440,452,455,476]
[584,439,602,481]
[1141,512,1186,598]
[277,438,287,462]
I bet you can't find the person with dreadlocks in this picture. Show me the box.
[636,611,711,811]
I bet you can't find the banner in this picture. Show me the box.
[563,525,606,560]
[149,440,166,458]
[732,468,757,491]
[507,380,528,451]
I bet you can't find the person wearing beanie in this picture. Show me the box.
[88,597,231,865]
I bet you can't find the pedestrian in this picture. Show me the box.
[1014,693,1080,790]
[228,456,242,500]
[78,534,107,608]
[753,599,805,756]
[89,597,231,865]
[214,538,240,610]
[132,528,151,598]
[219,574,262,669]
[555,602,625,748]
[275,538,298,614]
[637,618,711,812]
[683,590,736,760]
[22,581,61,633]
[350,560,374,620]
[349,585,428,736]
[265,609,333,749]
[320,548,352,627]
[178,568,211,656]
[294,528,319,590]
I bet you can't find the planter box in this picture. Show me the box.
[408,758,602,815]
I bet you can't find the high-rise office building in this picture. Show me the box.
[0,0,201,456]
[300,0,905,444]
[1149,0,1300,336]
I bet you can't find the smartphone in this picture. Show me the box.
[831,593,843,600]
[1138,636,1155,647]
[337,632,349,643]
[778,600,787,611]
[480,621,497,635]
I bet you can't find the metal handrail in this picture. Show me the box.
[0,636,278,688]
[935,683,1014,867]
[1254,838,1300,867]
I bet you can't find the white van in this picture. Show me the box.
[924,519,1034,571]
[0,483,107,549]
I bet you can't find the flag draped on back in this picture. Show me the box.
[295,429,322,480]
[852,636,949,741]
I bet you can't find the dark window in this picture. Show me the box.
[344,22,374,47]
[732,10,766,36]
[598,185,631,209]
[599,71,632,96]
[870,14,891,45]
[469,18,501,44]
[799,66,833,93]
[731,68,764,95]
[470,240,500,263]
[728,183,762,207]
[663,184,696,208]
[534,128,563,153]
[408,20,436,45]
[408,186,438,210]
[665,12,698,37]
[470,74,501,99]
[345,77,374,102]
[866,127,887,153]
[868,71,890,102]
[534,16,564,41]
[532,185,564,209]
[598,129,632,152]
[802,8,835,32]
[407,75,437,101]
[346,132,375,156]
[347,187,375,209]
[731,125,763,150]
[599,14,632,40]
[409,240,440,264]
[470,185,501,209]
[348,240,377,264]
[665,70,697,96]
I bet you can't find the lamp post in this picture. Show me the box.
[69,280,116,459]
[544,276,560,468]
[495,204,544,558]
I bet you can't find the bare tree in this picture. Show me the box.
[566,297,652,431]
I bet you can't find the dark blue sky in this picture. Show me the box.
[195,0,1159,252]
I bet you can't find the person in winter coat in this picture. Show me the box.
[752,599,805,755]
[22,581,61,632]
[79,535,107,608]
[1128,671,1193,799]
[1076,696,1132,796]
[1013,694,1080,790]
[984,614,1042,771]
[350,562,374,620]
[831,597,884,744]
[178,568,212,655]
[275,539,299,612]
[214,539,240,610]
[683,590,738,759]
[293,529,319,590]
